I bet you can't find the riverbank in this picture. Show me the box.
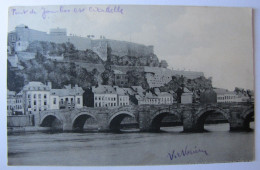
[7,126,51,134]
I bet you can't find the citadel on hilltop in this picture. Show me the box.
[8,24,154,61]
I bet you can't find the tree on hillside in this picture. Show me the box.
[127,70,149,89]
[35,52,46,63]
[7,61,24,92]
[101,69,114,85]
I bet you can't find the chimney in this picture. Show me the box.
[47,82,52,89]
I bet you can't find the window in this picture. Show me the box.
[44,101,47,105]
[38,94,41,98]
[34,101,36,105]
[53,98,56,104]
[44,94,47,99]
[28,94,31,98]
[77,98,80,104]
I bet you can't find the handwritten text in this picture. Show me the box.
[168,145,208,160]
[11,5,124,20]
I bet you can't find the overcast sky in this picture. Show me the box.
[8,5,254,90]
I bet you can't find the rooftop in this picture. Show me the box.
[114,69,126,74]
[51,85,84,97]
[92,85,117,94]
[23,82,51,91]
[213,88,236,95]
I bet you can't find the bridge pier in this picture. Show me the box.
[229,111,249,131]
[138,109,152,132]
[62,122,73,131]
[182,109,205,132]
[96,113,110,132]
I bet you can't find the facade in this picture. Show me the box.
[90,85,130,108]
[22,82,51,113]
[7,90,24,115]
[50,84,84,109]
[213,88,247,103]
[155,92,174,105]
[92,85,118,107]
[114,70,128,87]
[131,86,174,105]
[8,81,84,115]
[7,90,16,115]
[181,88,193,104]
[114,86,130,106]
[15,91,24,114]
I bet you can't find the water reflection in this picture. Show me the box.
[8,123,254,166]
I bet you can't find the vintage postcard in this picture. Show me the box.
[7,5,254,166]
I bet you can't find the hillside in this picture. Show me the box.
[160,75,213,92]
[26,41,104,64]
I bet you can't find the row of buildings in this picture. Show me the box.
[7,81,191,115]
[7,82,84,115]
[85,85,182,108]
[7,81,253,116]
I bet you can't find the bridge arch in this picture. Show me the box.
[149,109,181,132]
[40,114,63,130]
[109,111,136,132]
[241,107,254,131]
[195,107,230,131]
[72,112,97,131]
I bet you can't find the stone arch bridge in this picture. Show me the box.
[34,103,254,132]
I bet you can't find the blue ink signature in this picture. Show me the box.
[11,5,123,20]
[11,8,37,15]
[89,6,123,14]
[168,145,208,160]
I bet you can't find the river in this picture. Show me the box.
[7,123,254,166]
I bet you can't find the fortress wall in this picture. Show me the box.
[110,65,145,73]
[172,70,204,79]
[68,36,92,50]
[107,39,153,57]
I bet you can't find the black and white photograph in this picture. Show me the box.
[6,4,255,166]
